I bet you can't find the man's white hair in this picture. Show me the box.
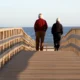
[38,13,43,19]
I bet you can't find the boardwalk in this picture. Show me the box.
[0,50,80,80]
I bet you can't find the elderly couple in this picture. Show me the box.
[34,13,63,51]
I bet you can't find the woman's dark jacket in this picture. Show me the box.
[51,22,63,35]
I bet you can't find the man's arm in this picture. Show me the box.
[34,20,37,32]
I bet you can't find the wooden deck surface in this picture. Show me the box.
[0,50,80,80]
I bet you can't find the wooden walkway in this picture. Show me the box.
[0,50,80,80]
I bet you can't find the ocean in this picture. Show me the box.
[22,27,74,45]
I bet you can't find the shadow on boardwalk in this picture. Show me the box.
[0,50,36,80]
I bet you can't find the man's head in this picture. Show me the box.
[56,18,60,23]
[38,13,43,19]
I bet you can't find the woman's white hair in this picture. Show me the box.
[38,13,43,19]
[56,18,60,23]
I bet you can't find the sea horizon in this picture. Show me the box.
[22,26,80,46]
[0,26,79,46]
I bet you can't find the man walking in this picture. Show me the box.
[51,18,63,51]
[34,13,48,51]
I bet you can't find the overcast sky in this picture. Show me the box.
[0,0,80,27]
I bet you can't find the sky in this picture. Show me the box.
[0,0,80,27]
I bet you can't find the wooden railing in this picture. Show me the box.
[60,28,80,55]
[44,43,54,51]
[0,28,35,68]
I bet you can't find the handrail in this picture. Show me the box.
[60,28,80,54]
[0,28,35,68]
[0,34,23,42]
[44,43,54,51]
[61,34,80,42]
[63,28,80,39]
[60,43,80,51]
[0,36,22,45]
